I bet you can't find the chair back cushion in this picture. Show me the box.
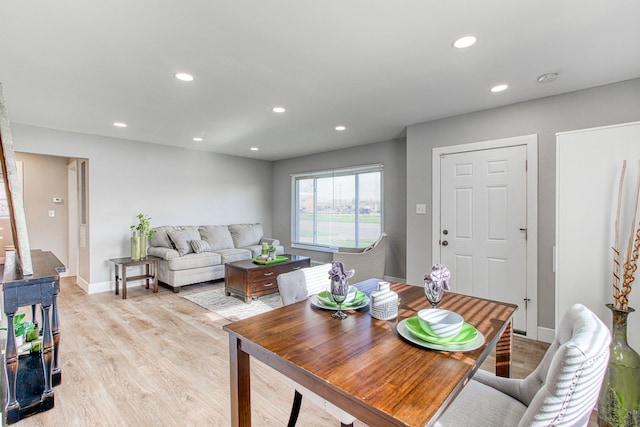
[519,303,610,426]
[277,263,332,305]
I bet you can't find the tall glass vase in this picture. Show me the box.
[131,231,141,261]
[597,304,640,427]
[139,235,147,260]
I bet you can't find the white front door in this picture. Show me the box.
[439,145,528,333]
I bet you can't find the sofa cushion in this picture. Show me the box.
[167,228,201,256]
[199,225,235,250]
[165,252,222,271]
[191,239,212,254]
[228,223,263,248]
[213,248,252,264]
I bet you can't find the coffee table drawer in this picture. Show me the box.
[248,267,280,282]
[252,278,279,294]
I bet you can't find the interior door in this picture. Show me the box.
[439,145,528,333]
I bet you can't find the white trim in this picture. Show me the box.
[555,120,640,137]
[432,134,539,340]
[75,275,90,293]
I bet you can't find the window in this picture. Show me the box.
[292,164,382,250]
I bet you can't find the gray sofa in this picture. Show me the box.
[147,223,283,292]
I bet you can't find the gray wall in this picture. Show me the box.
[14,152,69,267]
[406,78,640,330]
[12,123,274,289]
[272,139,406,280]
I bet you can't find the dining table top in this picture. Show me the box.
[224,280,518,427]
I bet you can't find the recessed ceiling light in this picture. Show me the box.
[193,137,203,142]
[250,147,259,151]
[490,84,509,93]
[174,72,194,82]
[335,125,346,131]
[452,35,478,49]
[537,73,558,84]
[272,107,286,113]
[113,122,127,128]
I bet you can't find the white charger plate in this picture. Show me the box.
[396,318,485,352]
[309,294,370,311]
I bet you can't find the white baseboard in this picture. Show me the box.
[76,277,147,295]
[537,326,555,343]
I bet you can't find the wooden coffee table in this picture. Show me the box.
[224,254,310,303]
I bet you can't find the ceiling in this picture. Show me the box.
[1,1,639,161]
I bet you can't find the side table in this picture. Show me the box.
[109,256,160,299]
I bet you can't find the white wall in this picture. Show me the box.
[407,78,640,330]
[11,124,273,291]
[556,122,640,350]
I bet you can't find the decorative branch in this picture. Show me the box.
[615,160,640,311]
[613,160,626,304]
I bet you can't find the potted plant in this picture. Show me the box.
[130,214,157,260]
[1,313,36,346]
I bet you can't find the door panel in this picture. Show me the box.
[440,145,527,333]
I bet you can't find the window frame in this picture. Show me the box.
[291,163,383,252]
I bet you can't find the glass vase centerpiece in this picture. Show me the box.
[328,261,355,320]
[130,213,156,261]
[424,263,451,308]
[598,160,640,427]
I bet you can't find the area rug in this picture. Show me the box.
[183,287,283,321]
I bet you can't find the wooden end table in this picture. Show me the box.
[224,254,310,303]
[109,255,161,299]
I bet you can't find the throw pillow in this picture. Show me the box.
[228,223,264,248]
[167,229,199,256]
[191,239,212,254]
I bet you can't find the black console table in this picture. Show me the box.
[2,249,64,424]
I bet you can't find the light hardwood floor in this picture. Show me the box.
[8,277,575,426]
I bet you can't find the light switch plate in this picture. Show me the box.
[416,203,426,214]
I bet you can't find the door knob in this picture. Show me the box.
[442,240,448,246]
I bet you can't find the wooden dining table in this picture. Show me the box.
[223,280,517,427]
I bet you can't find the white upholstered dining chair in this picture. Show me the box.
[277,263,357,427]
[435,303,611,427]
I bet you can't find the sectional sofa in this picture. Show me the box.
[147,223,283,292]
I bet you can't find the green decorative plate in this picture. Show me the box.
[405,317,478,345]
[316,290,367,308]
[397,319,485,352]
[309,293,370,311]
[252,255,288,265]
